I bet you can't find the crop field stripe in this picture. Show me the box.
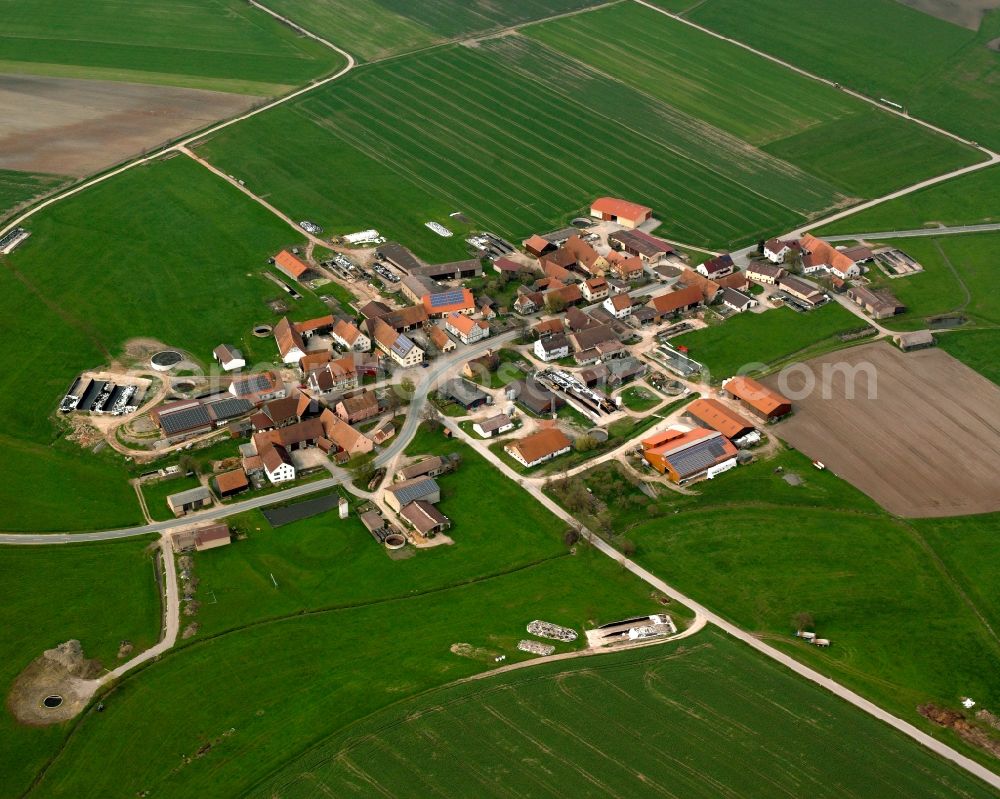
[480,36,844,216]
[402,48,791,236]
[441,50,782,226]
[466,41,807,221]
[530,11,838,139]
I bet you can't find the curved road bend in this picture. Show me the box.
[438,415,1000,793]
[0,331,516,545]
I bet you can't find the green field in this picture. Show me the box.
[0,537,160,797]
[550,451,1000,763]
[0,0,343,93]
[671,303,862,381]
[679,0,1000,152]
[141,476,204,522]
[619,384,660,411]
[245,629,998,799]
[526,3,981,197]
[23,429,679,797]
[817,165,1000,234]
[0,154,331,531]
[0,169,66,220]
[938,329,1000,385]
[200,42,825,255]
[262,0,607,61]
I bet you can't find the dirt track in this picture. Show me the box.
[0,75,255,176]
[764,342,1000,518]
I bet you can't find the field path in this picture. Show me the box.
[822,223,1000,241]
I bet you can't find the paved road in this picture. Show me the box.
[440,415,1000,792]
[823,223,1000,241]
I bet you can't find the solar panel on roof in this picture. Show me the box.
[666,438,730,478]
[160,404,213,435]
[234,374,271,395]
[209,397,253,421]
[429,290,467,308]
[391,334,414,357]
[391,478,439,506]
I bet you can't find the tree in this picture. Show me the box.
[574,435,597,453]
[399,377,415,398]
[617,537,636,557]
[563,528,580,548]
[178,454,197,476]
[793,611,814,633]
[546,295,567,314]
[349,458,376,488]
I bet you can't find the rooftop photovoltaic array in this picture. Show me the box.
[392,334,415,357]
[429,289,467,308]
[390,477,439,506]
[159,404,213,435]
[667,436,730,478]
[233,374,273,395]
[208,397,253,420]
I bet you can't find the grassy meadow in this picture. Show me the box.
[549,450,1000,765]
[262,0,607,61]
[247,629,999,799]
[817,164,1000,234]
[0,537,160,798]
[670,302,861,381]
[937,330,1000,385]
[0,0,343,93]
[0,154,331,531]
[682,0,1000,152]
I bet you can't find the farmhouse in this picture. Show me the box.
[722,376,791,420]
[445,312,490,345]
[254,418,325,453]
[213,344,245,372]
[274,317,307,364]
[373,319,424,367]
[800,234,860,279]
[331,320,371,352]
[507,378,564,415]
[582,277,609,302]
[505,427,572,468]
[696,253,734,279]
[273,250,309,282]
[335,390,380,424]
[379,304,429,333]
[778,275,827,307]
[428,324,457,353]
[443,378,490,410]
[166,486,212,517]
[747,262,786,285]
[641,427,738,484]
[590,197,653,228]
[306,355,359,395]
[648,285,702,319]
[259,442,295,484]
[847,285,905,319]
[534,318,565,338]
[608,253,644,281]
[534,334,571,362]
[463,351,499,380]
[423,288,476,318]
[603,294,633,319]
[294,315,335,338]
[473,413,514,438]
[608,229,673,262]
[395,456,447,482]
[229,371,286,404]
[763,238,799,264]
[721,287,758,313]
[677,268,721,303]
[250,396,302,431]
[399,500,450,536]
[384,476,440,512]
[318,411,373,459]
[685,398,755,440]
[299,350,331,375]
[513,292,543,315]
[495,255,527,274]
[563,235,608,276]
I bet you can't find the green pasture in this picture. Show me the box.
[619,384,659,411]
[937,330,1000,385]
[0,169,67,221]
[670,302,861,381]
[682,0,1000,152]
[816,165,1000,234]
[140,476,204,522]
[0,0,343,93]
[0,537,160,797]
[247,629,999,799]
